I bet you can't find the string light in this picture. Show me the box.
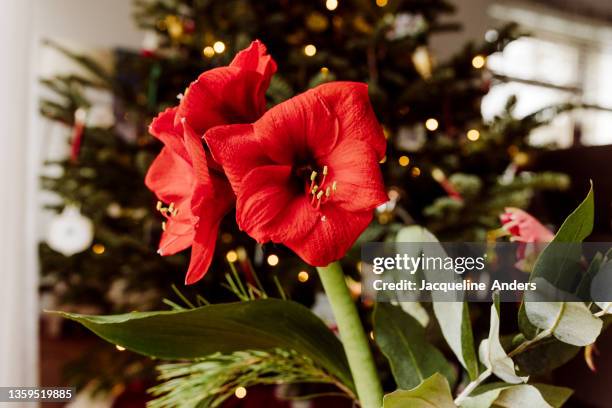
[213,41,226,53]
[431,167,445,182]
[467,129,480,141]
[369,331,375,340]
[267,254,279,266]
[376,0,388,7]
[326,0,338,11]
[398,155,410,167]
[115,345,126,351]
[234,387,247,399]
[320,66,329,75]
[202,46,215,58]
[304,44,317,57]
[411,167,422,177]
[92,244,106,255]
[379,155,387,164]
[425,118,439,131]
[298,271,310,282]
[471,55,486,69]
[226,250,238,263]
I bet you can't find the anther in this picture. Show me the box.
[325,187,331,197]
[168,202,175,213]
[321,165,328,185]
[332,181,337,191]
[316,190,324,200]
[310,171,318,181]
[162,221,166,231]
[156,201,162,211]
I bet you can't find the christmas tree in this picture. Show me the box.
[40,0,575,402]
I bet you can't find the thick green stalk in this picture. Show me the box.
[317,262,383,408]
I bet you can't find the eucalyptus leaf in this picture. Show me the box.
[460,383,572,408]
[374,303,455,390]
[591,261,612,313]
[383,373,455,408]
[397,301,430,327]
[479,295,527,384]
[396,226,478,380]
[524,279,602,346]
[53,299,354,391]
[523,185,599,348]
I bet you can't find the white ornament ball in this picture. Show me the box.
[47,205,94,256]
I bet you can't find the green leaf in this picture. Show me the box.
[524,280,602,346]
[512,337,579,376]
[460,383,572,408]
[479,295,527,383]
[53,299,354,391]
[374,303,455,390]
[522,184,601,348]
[591,261,612,314]
[396,226,478,380]
[383,373,455,408]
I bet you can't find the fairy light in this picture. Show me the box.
[92,244,106,255]
[376,0,388,7]
[267,254,279,266]
[115,345,126,351]
[304,44,317,57]
[467,129,480,141]
[411,167,422,177]
[326,0,338,11]
[398,155,410,167]
[213,41,226,53]
[234,387,247,399]
[226,250,238,263]
[431,167,445,182]
[298,271,310,282]
[202,46,215,58]
[320,66,329,75]
[471,55,486,69]
[425,118,439,131]
[369,331,375,340]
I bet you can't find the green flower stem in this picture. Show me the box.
[317,262,383,408]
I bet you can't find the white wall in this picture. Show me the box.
[0,0,143,393]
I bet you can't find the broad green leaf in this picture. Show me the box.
[374,303,455,390]
[479,295,527,384]
[512,336,579,375]
[383,373,455,408]
[525,279,602,346]
[54,299,354,391]
[591,261,612,314]
[522,185,599,349]
[461,383,572,408]
[396,226,478,380]
[576,252,603,301]
[397,301,430,327]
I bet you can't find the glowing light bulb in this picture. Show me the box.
[93,244,106,254]
[326,0,338,11]
[267,254,279,266]
[376,0,388,7]
[213,41,226,53]
[298,271,309,282]
[304,44,317,57]
[471,55,486,69]
[467,129,480,141]
[425,118,439,131]
[226,250,238,263]
[202,46,215,58]
[235,387,247,399]
[398,156,410,167]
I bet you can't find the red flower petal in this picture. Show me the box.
[184,219,222,285]
[323,139,387,212]
[314,82,386,160]
[177,40,276,134]
[144,147,194,205]
[284,207,374,266]
[158,213,196,256]
[237,165,319,243]
[149,107,191,164]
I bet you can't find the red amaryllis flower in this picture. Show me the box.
[176,39,277,135]
[205,82,387,266]
[145,108,234,284]
[145,40,276,284]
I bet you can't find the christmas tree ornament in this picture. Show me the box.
[70,107,87,162]
[386,13,427,40]
[411,46,433,79]
[141,31,161,57]
[47,205,94,256]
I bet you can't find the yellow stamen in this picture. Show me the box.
[332,181,337,191]
[310,171,318,181]
[162,221,166,231]
[316,190,324,200]
[156,201,162,211]
[325,187,331,197]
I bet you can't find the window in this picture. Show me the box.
[483,3,612,147]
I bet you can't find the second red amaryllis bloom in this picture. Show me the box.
[145,108,234,284]
[205,82,387,266]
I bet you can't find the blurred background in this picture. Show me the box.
[1,0,612,406]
